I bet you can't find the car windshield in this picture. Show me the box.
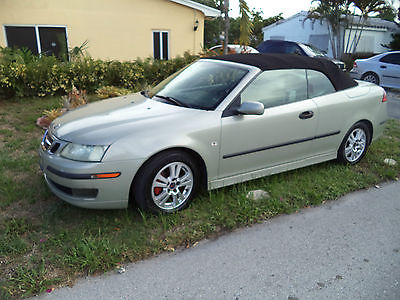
[149,60,249,110]
[299,44,327,57]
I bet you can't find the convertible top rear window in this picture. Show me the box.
[208,53,357,91]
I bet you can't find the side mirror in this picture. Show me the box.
[237,101,264,115]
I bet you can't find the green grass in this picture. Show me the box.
[0,96,399,299]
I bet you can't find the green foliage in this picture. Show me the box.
[383,33,400,51]
[239,0,253,46]
[0,218,32,256]
[6,259,61,297]
[96,86,132,99]
[251,11,283,47]
[204,18,224,48]
[377,4,398,21]
[0,47,198,99]
[0,47,37,64]
[209,12,283,48]
[63,235,124,274]
[193,0,283,49]
[69,39,89,61]
[307,0,392,57]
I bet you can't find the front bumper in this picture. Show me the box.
[39,147,145,209]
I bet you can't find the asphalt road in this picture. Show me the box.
[386,89,400,119]
[37,181,400,300]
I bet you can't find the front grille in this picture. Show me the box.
[41,131,53,151]
[41,131,62,154]
[50,143,60,153]
[336,63,345,70]
[48,178,98,198]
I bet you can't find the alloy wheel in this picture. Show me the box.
[344,128,367,163]
[151,162,194,211]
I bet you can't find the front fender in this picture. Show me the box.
[103,110,222,182]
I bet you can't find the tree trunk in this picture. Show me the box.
[223,0,230,55]
[352,18,367,54]
[328,25,337,59]
[344,15,354,54]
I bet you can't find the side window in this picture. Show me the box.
[379,53,400,65]
[284,44,303,55]
[241,69,307,108]
[307,70,336,98]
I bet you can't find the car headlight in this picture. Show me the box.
[60,143,109,162]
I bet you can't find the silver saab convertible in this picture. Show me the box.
[39,54,388,213]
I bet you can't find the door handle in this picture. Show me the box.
[380,65,387,69]
[299,111,314,119]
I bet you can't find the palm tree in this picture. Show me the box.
[349,0,388,53]
[306,0,351,59]
[221,0,253,54]
[307,0,391,58]
[239,0,253,48]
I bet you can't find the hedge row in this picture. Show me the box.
[0,51,198,98]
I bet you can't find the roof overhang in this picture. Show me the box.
[167,0,221,17]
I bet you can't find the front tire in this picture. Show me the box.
[133,151,200,214]
[337,122,370,164]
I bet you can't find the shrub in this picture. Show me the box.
[341,52,376,71]
[38,87,88,129]
[103,61,144,90]
[0,47,198,99]
[96,86,132,99]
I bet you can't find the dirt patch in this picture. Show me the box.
[0,124,16,132]
[3,169,30,183]
[0,196,58,224]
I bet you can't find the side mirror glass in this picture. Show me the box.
[237,101,264,115]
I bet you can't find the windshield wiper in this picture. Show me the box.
[154,94,191,108]
[140,90,150,98]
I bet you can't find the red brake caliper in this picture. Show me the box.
[154,187,163,196]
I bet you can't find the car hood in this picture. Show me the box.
[51,93,202,145]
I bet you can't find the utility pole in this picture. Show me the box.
[223,0,229,54]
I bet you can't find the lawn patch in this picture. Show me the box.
[0,96,399,299]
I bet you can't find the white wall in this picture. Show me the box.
[344,28,394,53]
[262,12,397,58]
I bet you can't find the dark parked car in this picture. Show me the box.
[257,40,346,70]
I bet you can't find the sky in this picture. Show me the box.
[229,0,315,18]
[228,0,400,19]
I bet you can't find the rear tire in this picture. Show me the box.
[133,151,200,214]
[337,122,370,165]
[361,72,379,85]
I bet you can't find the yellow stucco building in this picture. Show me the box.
[0,0,219,60]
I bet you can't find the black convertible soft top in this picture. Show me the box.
[206,53,357,91]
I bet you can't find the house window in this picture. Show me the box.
[153,31,169,60]
[4,25,68,59]
[4,26,39,54]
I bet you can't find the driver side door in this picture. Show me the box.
[219,69,318,179]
